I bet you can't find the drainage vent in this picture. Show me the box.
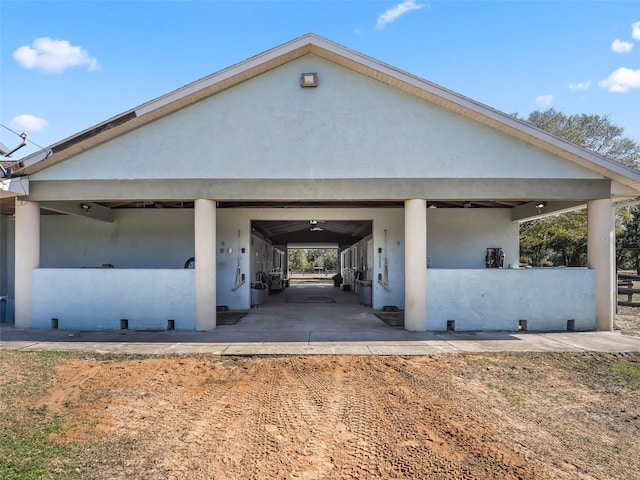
[518,319,528,331]
[51,318,59,329]
[167,319,175,330]
[567,319,575,331]
[446,320,455,331]
[120,319,129,330]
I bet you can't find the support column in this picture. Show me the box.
[194,199,216,330]
[404,199,427,331]
[587,198,615,331]
[14,199,40,329]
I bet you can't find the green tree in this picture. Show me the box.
[288,249,308,272]
[520,220,553,266]
[527,108,640,168]
[323,249,338,271]
[519,109,640,267]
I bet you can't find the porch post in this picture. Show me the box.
[14,199,40,329]
[404,199,427,331]
[587,198,615,331]
[194,199,216,330]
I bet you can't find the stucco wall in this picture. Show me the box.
[251,233,273,281]
[32,56,603,183]
[26,205,596,331]
[0,216,15,322]
[427,208,519,269]
[40,209,194,269]
[0,216,9,297]
[31,206,521,319]
[215,211,251,310]
[31,269,194,330]
[426,268,596,331]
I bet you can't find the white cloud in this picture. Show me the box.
[611,39,633,53]
[376,0,425,30]
[535,94,554,106]
[632,21,640,40]
[569,80,592,91]
[599,67,640,93]
[13,37,100,73]
[10,114,48,132]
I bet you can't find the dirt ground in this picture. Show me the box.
[2,307,639,479]
[2,342,640,479]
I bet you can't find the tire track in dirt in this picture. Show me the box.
[160,359,272,478]
[38,355,546,479]
[285,357,347,480]
[233,360,298,480]
[372,357,540,479]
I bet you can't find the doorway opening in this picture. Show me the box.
[250,219,373,307]
[287,247,338,285]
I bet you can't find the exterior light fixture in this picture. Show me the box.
[309,220,318,225]
[535,201,546,213]
[463,201,472,208]
[81,203,91,213]
[300,72,318,88]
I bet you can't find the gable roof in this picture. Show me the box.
[14,33,640,193]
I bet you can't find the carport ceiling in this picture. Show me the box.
[252,220,372,245]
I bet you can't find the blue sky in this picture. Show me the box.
[1,0,639,160]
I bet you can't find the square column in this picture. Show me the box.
[14,199,40,328]
[587,198,615,331]
[195,199,216,330]
[404,199,427,331]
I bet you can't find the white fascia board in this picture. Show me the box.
[15,149,50,172]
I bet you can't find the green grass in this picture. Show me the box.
[498,385,531,405]
[611,360,640,390]
[0,421,71,480]
[560,352,640,392]
[0,351,82,480]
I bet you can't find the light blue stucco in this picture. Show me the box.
[32,56,603,183]
[31,269,195,330]
[426,268,596,331]
[40,209,194,269]
[0,216,15,323]
[27,206,540,330]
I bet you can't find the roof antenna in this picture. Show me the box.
[0,132,29,158]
